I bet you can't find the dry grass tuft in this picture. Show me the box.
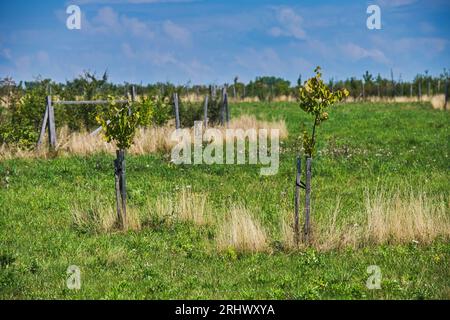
[216,205,269,253]
[365,190,450,244]
[72,202,117,233]
[176,188,209,225]
[71,202,141,233]
[149,188,210,226]
[280,190,449,251]
[430,94,447,110]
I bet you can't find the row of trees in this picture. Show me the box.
[0,69,448,148]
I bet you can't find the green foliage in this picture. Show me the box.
[148,96,171,126]
[0,79,48,148]
[298,67,349,157]
[96,97,140,150]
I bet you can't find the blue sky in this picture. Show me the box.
[0,0,449,84]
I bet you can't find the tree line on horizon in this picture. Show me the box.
[0,69,448,148]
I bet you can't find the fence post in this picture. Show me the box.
[220,87,225,126]
[203,95,209,128]
[37,103,49,147]
[47,95,57,149]
[294,156,301,245]
[445,79,449,111]
[362,82,365,101]
[418,80,422,101]
[224,87,230,128]
[131,85,136,102]
[173,92,180,129]
[304,157,312,243]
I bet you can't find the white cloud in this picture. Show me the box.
[269,7,306,40]
[377,0,418,7]
[86,6,154,39]
[1,48,12,60]
[371,35,447,58]
[122,16,155,38]
[341,43,390,64]
[162,20,191,45]
[36,51,50,64]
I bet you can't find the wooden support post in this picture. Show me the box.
[47,95,57,149]
[418,80,422,101]
[37,104,49,147]
[427,81,431,97]
[114,158,123,226]
[304,157,312,243]
[131,85,136,102]
[362,82,365,100]
[224,89,230,128]
[294,156,301,245]
[203,95,209,128]
[220,87,225,126]
[114,150,127,229]
[173,92,180,129]
[445,79,449,111]
[410,83,413,98]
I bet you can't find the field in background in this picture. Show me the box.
[0,101,449,299]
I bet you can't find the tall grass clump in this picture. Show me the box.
[147,188,210,226]
[365,190,450,244]
[71,201,141,233]
[280,188,449,251]
[216,205,268,253]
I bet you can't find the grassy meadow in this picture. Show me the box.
[0,101,449,299]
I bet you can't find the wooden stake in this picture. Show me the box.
[294,157,301,245]
[37,104,49,147]
[221,87,225,126]
[224,89,230,128]
[445,79,449,111]
[114,149,127,229]
[47,95,57,149]
[418,81,422,101]
[114,158,123,227]
[203,95,209,128]
[131,85,136,102]
[304,157,312,243]
[173,92,180,129]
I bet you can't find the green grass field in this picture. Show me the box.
[0,101,449,299]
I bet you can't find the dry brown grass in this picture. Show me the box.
[216,205,269,253]
[0,115,288,160]
[71,201,141,233]
[149,188,210,226]
[72,202,117,233]
[227,115,288,140]
[182,94,449,107]
[430,94,447,110]
[365,190,450,244]
[281,190,449,251]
